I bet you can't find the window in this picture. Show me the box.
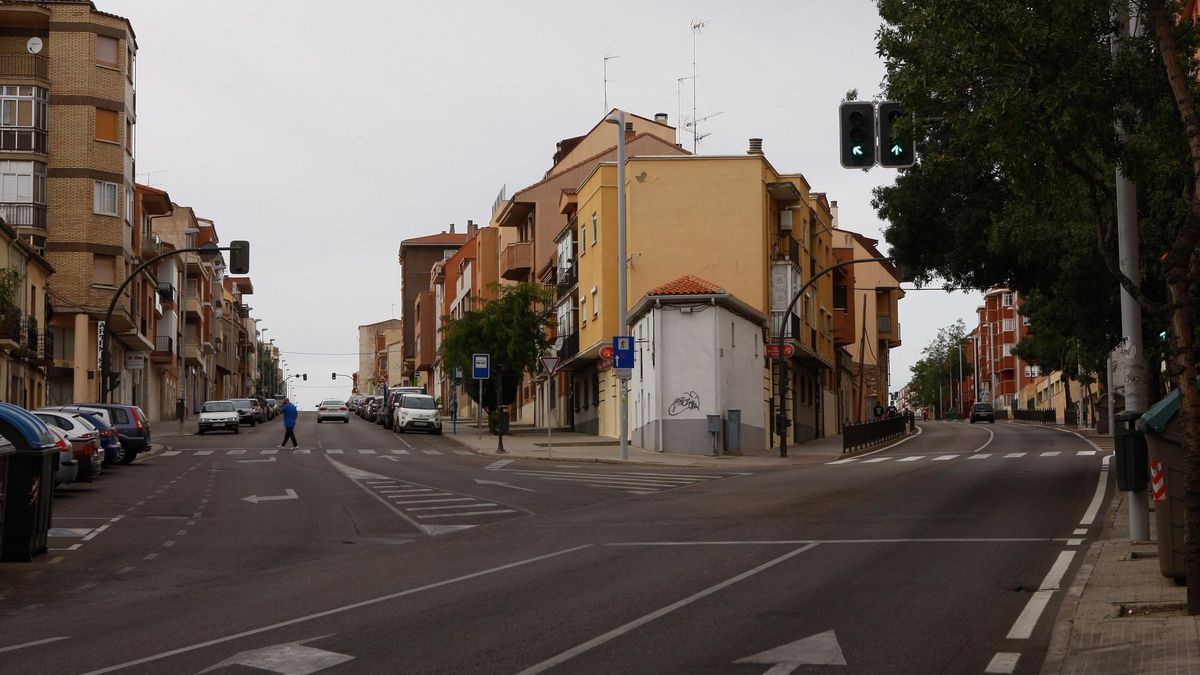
[0,86,47,152]
[1002,343,1013,357]
[833,285,847,311]
[125,186,133,224]
[95,108,119,143]
[1022,315,1031,326]
[580,223,587,254]
[92,254,116,286]
[0,160,46,206]
[96,36,120,68]
[591,288,598,319]
[126,43,135,82]
[591,212,597,247]
[1002,318,1014,332]
[1001,292,1013,306]
[593,374,600,404]
[94,180,119,216]
[580,297,587,325]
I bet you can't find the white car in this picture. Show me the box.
[317,399,349,423]
[198,400,240,435]
[394,394,442,434]
[45,426,78,486]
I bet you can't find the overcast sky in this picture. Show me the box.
[104,0,982,408]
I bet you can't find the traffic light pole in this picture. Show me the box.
[99,245,238,404]
[776,257,890,457]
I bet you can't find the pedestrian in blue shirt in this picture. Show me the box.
[279,398,299,449]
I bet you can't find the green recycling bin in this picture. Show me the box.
[0,402,59,562]
[1140,391,1189,583]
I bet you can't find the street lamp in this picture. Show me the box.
[603,109,629,460]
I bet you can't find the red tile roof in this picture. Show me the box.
[400,232,470,247]
[647,275,724,296]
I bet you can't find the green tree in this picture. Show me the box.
[439,282,554,415]
[907,319,972,417]
[872,0,1200,610]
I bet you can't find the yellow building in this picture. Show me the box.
[0,219,53,407]
[566,138,836,448]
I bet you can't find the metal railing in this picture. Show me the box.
[153,335,173,353]
[37,328,53,363]
[0,53,48,79]
[0,307,19,341]
[770,311,801,340]
[22,314,37,350]
[558,331,579,359]
[156,281,177,305]
[0,203,46,230]
[556,266,578,299]
[843,415,907,452]
[1012,408,1056,424]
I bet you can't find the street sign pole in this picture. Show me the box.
[539,355,560,459]
[472,354,490,438]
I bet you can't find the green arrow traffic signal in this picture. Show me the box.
[839,102,876,168]
[878,102,914,168]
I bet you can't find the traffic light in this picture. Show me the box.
[839,101,876,169]
[302,373,307,381]
[228,240,250,274]
[332,372,336,380]
[878,101,914,168]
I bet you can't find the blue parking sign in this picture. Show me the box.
[613,336,634,369]
[472,353,490,380]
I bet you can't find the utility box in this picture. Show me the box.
[1114,410,1148,491]
[1141,391,1191,583]
[725,409,741,455]
[0,402,58,562]
[495,407,510,435]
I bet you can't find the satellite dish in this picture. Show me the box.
[26,37,42,54]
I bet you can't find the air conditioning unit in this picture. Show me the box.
[779,210,793,232]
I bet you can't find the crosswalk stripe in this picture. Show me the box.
[509,472,681,488]
[161,450,180,456]
[530,475,678,490]
[358,449,377,454]
[454,450,473,456]
[510,469,707,484]
[422,450,442,455]
[932,455,958,461]
[327,449,343,454]
[392,449,409,455]
[228,450,245,455]
[1004,452,1026,458]
[406,503,496,511]
[261,449,278,455]
[897,456,923,462]
[862,457,891,463]
[195,450,212,456]
[968,454,992,460]
[1040,451,1061,457]
[827,458,858,465]
[392,497,472,505]
[1077,450,1097,456]
[295,449,311,454]
[612,471,724,480]
[416,509,516,519]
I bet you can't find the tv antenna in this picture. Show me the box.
[685,111,725,147]
[137,170,168,188]
[688,19,720,153]
[603,54,619,111]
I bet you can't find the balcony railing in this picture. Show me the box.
[35,327,53,364]
[22,314,37,351]
[558,331,579,359]
[157,281,177,306]
[0,203,46,230]
[770,311,801,341]
[499,241,533,281]
[0,53,48,80]
[0,307,19,343]
[556,265,578,300]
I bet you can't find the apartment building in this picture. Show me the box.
[974,287,1033,410]
[832,225,904,425]
[356,318,401,395]
[0,219,52,408]
[397,228,467,385]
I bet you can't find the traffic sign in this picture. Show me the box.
[1151,460,1166,502]
[599,345,614,361]
[613,336,634,369]
[539,356,560,374]
[765,343,795,359]
[472,353,490,380]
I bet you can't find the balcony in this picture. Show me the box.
[151,335,174,363]
[182,283,202,317]
[0,203,46,231]
[0,307,18,348]
[21,314,36,351]
[878,314,901,346]
[0,128,46,153]
[157,281,177,307]
[32,328,52,365]
[556,265,578,300]
[558,331,579,360]
[770,311,802,341]
[499,241,533,281]
[0,52,48,80]
[141,232,162,259]
[183,342,204,366]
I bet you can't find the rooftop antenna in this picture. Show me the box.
[603,54,619,112]
[689,18,716,153]
[676,75,695,147]
[137,170,167,188]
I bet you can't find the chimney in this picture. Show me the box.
[748,138,764,155]
[831,201,839,228]
[654,112,668,124]
[449,223,455,234]
[467,219,477,237]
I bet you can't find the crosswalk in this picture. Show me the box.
[156,448,476,458]
[497,467,738,495]
[827,450,1104,466]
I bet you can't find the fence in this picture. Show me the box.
[843,415,907,453]
[1012,408,1056,424]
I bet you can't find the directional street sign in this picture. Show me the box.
[539,355,560,374]
[472,353,490,380]
[613,336,634,368]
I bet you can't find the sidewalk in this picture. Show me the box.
[1042,428,1200,674]
[443,422,912,468]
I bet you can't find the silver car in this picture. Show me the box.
[317,399,349,423]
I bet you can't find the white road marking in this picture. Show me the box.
[241,489,299,504]
[327,449,343,454]
[0,636,69,654]
[1040,451,1061,457]
[514,474,678,489]
[1067,538,1083,546]
[197,635,352,674]
[261,449,278,455]
[228,450,245,455]
[1080,464,1110,526]
[391,498,473,505]
[1006,550,1076,640]
[416,509,516,518]
[968,453,992,460]
[162,541,175,548]
[932,455,958,461]
[1004,452,1026,458]
[454,450,473,456]
[406,503,497,511]
[82,523,111,541]
[80,545,593,675]
[47,556,63,564]
[985,652,1020,674]
[358,449,377,454]
[896,456,923,462]
[238,457,276,464]
[161,450,181,456]
[195,450,213,456]
[734,630,847,670]
[862,457,891,464]
[295,449,311,454]
[606,537,1067,545]
[391,449,409,455]
[422,450,442,455]
[474,478,536,492]
[143,553,158,561]
[1077,450,1097,456]
[1073,528,1087,535]
[116,566,135,574]
[826,457,858,465]
[516,543,820,675]
[485,459,513,470]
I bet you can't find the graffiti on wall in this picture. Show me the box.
[668,391,701,416]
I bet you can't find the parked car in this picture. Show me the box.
[42,407,124,466]
[394,394,442,435]
[385,386,425,429]
[317,399,349,423]
[252,396,272,421]
[77,403,150,463]
[970,402,995,424]
[198,400,240,435]
[33,410,103,480]
[230,398,262,426]
[45,426,78,486]
[265,398,280,419]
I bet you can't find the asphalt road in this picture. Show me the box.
[0,415,1110,674]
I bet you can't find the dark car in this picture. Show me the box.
[78,403,150,463]
[231,399,261,426]
[41,406,125,465]
[970,402,995,424]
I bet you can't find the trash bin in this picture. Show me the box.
[0,402,59,562]
[1140,390,1189,583]
[1114,410,1148,492]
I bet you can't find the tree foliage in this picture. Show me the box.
[907,319,972,415]
[439,282,554,413]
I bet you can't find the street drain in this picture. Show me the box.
[1115,602,1187,618]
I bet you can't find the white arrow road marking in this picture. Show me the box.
[242,489,298,504]
[474,478,535,492]
[734,630,848,673]
[199,634,352,674]
[485,459,513,470]
[238,457,277,463]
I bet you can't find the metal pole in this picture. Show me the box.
[606,110,629,461]
[958,341,964,416]
[1113,1,1149,541]
[546,374,553,459]
[1107,355,1116,437]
